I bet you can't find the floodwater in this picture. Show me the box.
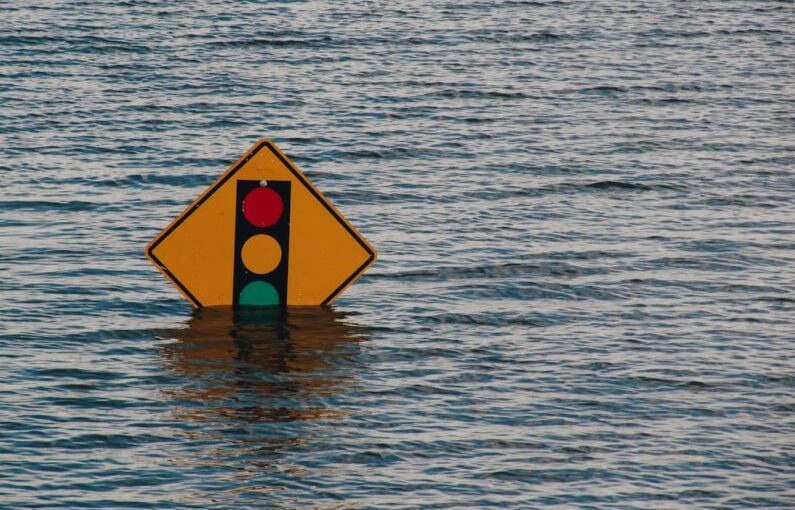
[1,1,794,508]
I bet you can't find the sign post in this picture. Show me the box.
[146,139,376,307]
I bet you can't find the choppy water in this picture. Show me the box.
[2,1,794,508]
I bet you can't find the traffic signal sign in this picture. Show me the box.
[233,180,291,306]
[146,139,376,307]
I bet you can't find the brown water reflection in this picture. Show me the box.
[159,306,367,426]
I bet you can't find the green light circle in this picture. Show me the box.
[239,281,280,307]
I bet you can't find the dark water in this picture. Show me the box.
[1,1,794,508]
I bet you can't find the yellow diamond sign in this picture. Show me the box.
[146,139,377,307]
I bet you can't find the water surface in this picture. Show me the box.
[1,1,794,508]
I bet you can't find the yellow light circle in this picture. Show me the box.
[241,234,282,274]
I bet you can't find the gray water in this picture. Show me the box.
[1,1,794,508]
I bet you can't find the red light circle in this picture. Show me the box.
[242,187,283,227]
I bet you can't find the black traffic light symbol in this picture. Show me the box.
[233,180,291,306]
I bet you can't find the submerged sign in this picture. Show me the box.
[146,139,376,307]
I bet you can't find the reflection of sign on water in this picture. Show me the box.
[158,307,367,425]
[146,139,377,308]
